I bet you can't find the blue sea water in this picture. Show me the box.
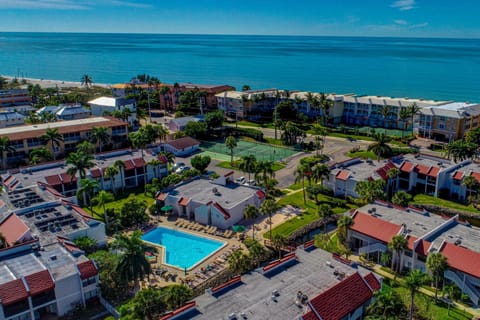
[1,32,480,102]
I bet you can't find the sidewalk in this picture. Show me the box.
[349,255,480,319]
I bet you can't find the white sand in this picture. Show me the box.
[1,75,111,89]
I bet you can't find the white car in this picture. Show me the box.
[175,166,190,174]
[173,162,185,171]
[236,176,246,184]
[247,179,256,186]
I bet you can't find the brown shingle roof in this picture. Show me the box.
[0,279,28,306]
[166,137,200,150]
[0,213,30,246]
[77,260,98,279]
[24,270,55,296]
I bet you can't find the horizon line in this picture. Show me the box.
[1,31,479,40]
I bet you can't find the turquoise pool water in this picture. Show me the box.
[141,227,225,269]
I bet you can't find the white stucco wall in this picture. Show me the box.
[54,274,83,316]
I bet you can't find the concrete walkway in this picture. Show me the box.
[348,254,480,319]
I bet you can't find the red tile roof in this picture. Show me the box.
[77,260,98,279]
[0,278,28,306]
[179,197,190,206]
[350,211,402,244]
[90,168,102,179]
[124,159,135,171]
[45,174,62,186]
[336,170,350,181]
[60,172,77,184]
[471,172,480,183]
[0,213,30,246]
[306,272,374,320]
[400,161,414,173]
[24,270,55,296]
[452,171,464,181]
[428,166,440,178]
[158,154,168,163]
[415,164,440,178]
[364,272,381,292]
[376,161,396,180]
[440,241,480,278]
[406,235,431,256]
[133,158,145,168]
[213,202,231,220]
[256,190,266,199]
[156,193,167,201]
[166,137,200,150]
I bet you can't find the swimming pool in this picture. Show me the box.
[141,227,225,270]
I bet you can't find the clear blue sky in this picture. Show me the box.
[1,0,479,38]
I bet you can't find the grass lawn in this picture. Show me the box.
[216,160,285,172]
[382,281,472,320]
[413,194,480,215]
[264,137,286,146]
[316,232,343,253]
[85,191,156,220]
[286,181,304,191]
[346,150,379,160]
[327,132,375,141]
[266,190,356,238]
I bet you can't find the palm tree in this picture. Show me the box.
[90,127,111,153]
[445,140,477,162]
[77,141,95,155]
[93,190,114,226]
[294,164,309,205]
[163,285,193,311]
[159,151,175,169]
[399,107,411,141]
[337,215,353,246]
[405,269,426,320]
[66,151,94,180]
[0,137,16,169]
[392,191,412,207]
[29,147,53,165]
[114,160,126,192]
[259,199,279,241]
[244,205,259,240]
[227,250,250,274]
[368,132,392,161]
[76,179,99,211]
[388,234,408,274]
[113,230,156,291]
[104,166,119,195]
[408,103,421,134]
[386,167,400,200]
[366,289,406,319]
[426,252,448,301]
[225,136,237,165]
[354,180,386,204]
[147,159,162,179]
[255,160,275,186]
[312,164,330,187]
[317,204,333,234]
[80,74,93,88]
[0,232,7,249]
[271,234,287,259]
[239,155,257,181]
[129,130,150,192]
[462,175,479,200]
[41,128,63,161]
[379,105,394,133]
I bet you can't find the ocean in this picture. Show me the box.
[1,32,480,102]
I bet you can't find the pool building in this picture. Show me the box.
[156,174,266,230]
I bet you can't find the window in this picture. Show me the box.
[82,276,97,287]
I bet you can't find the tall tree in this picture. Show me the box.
[41,128,64,161]
[354,180,386,204]
[239,155,257,181]
[388,235,408,274]
[244,205,259,240]
[445,140,477,162]
[312,164,330,187]
[76,178,99,211]
[147,159,162,179]
[391,191,412,207]
[317,204,333,234]
[129,129,151,192]
[408,103,421,133]
[405,269,426,320]
[66,151,94,180]
[225,136,237,165]
[379,105,394,133]
[426,252,448,301]
[90,126,111,153]
[337,215,353,246]
[255,160,275,186]
[80,74,93,89]
[368,132,392,161]
[399,107,411,141]
[294,164,309,205]
[462,175,479,201]
[112,230,156,291]
[104,166,119,195]
[0,137,16,169]
[227,250,251,274]
[163,285,193,311]
[114,160,126,192]
[94,190,115,227]
[259,199,279,241]
[29,147,53,165]
[386,167,400,200]
[271,234,287,259]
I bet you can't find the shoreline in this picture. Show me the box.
[0,75,111,89]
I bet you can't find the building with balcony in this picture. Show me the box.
[0,116,128,167]
[346,202,480,306]
[0,89,31,108]
[37,104,91,121]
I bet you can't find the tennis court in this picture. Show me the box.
[200,139,298,162]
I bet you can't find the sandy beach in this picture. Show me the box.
[1,75,111,89]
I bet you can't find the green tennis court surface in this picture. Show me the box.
[200,140,298,162]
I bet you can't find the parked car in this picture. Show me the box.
[236,176,246,184]
[247,179,256,186]
[173,162,185,171]
[175,166,191,174]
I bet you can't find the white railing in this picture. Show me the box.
[444,270,479,305]
[358,242,386,255]
[99,295,120,319]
